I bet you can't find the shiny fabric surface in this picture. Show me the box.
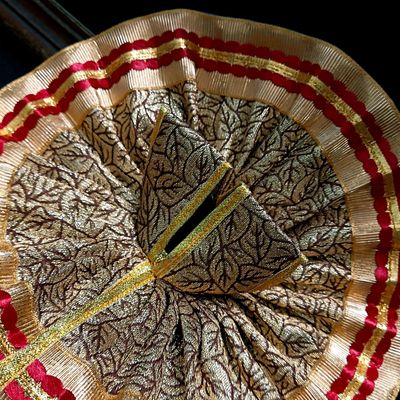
[0,9,399,400]
[6,82,351,398]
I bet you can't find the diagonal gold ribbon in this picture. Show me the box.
[0,171,251,390]
[0,36,398,397]
[0,260,154,390]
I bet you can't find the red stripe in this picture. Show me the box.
[0,29,399,398]
[1,30,399,204]
[0,290,75,400]
[348,254,400,400]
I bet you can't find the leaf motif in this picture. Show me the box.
[5,81,351,398]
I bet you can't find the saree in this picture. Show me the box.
[0,9,399,400]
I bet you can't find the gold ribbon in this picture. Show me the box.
[0,167,251,390]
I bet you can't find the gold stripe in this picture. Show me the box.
[0,38,370,139]
[249,253,308,292]
[1,38,398,247]
[153,182,251,277]
[0,39,196,137]
[0,326,54,399]
[148,160,232,261]
[338,250,399,399]
[149,107,168,147]
[0,260,154,390]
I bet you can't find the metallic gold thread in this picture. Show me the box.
[0,325,13,354]
[0,260,154,390]
[338,250,399,399]
[17,372,54,400]
[147,160,232,261]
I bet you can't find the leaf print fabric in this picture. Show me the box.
[6,81,351,399]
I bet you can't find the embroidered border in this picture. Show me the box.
[0,289,75,399]
[0,27,398,399]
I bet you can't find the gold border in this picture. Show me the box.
[338,250,399,400]
[0,8,398,400]
[1,35,398,249]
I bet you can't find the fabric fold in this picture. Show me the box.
[137,112,306,294]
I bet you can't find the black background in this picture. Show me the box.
[1,1,399,107]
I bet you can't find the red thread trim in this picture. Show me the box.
[347,253,400,399]
[0,28,397,183]
[0,290,75,400]
[0,29,399,397]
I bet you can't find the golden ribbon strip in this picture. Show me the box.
[148,106,168,147]
[148,160,232,262]
[13,372,54,400]
[0,171,250,390]
[249,253,308,292]
[0,261,154,390]
[153,182,251,277]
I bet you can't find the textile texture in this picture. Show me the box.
[0,9,398,400]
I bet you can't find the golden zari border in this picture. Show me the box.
[338,250,399,400]
[0,8,399,400]
[0,37,398,250]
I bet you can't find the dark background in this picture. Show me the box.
[1,1,399,107]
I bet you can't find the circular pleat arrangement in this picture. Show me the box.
[0,10,399,400]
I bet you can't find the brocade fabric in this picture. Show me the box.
[0,9,399,400]
[6,83,350,398]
